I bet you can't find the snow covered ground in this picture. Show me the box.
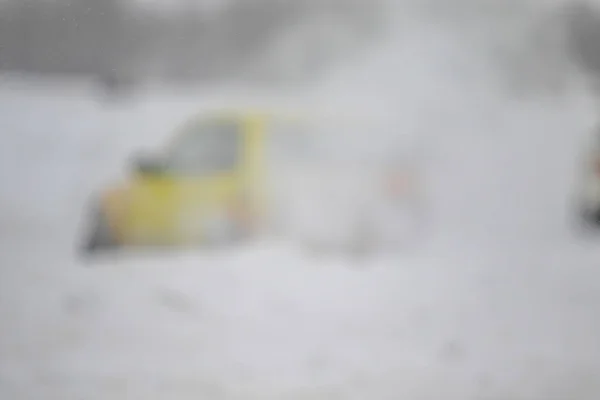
[4,4,600,399]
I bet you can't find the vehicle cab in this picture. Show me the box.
[83,110,267,252]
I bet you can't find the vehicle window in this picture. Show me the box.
[166,119,241,175]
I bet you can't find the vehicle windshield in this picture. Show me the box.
[166,119,241,175]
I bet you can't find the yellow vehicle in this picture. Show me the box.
[81,110,272,253]
[80,107,427,255]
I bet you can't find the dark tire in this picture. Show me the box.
[589,207,600,226]
[81,207,118,256]
[574,205,600,238]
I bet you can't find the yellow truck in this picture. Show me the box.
[80,108,426,255]
[81,110,271,253]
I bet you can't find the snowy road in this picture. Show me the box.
[4,21,600,400]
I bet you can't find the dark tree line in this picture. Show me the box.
[0,0,126,76]
[0,0,384,85]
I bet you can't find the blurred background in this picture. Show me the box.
[1,0,594,90]
[0,0,384,86]
[4,0,600,398]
